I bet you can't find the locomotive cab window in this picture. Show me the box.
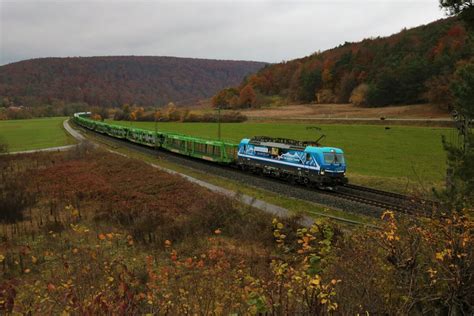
[323,152,344,164]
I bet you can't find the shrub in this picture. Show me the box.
[0,158,37,223]
[326,210,474,314]
[316,89,336,104]
[349,83,369,107]
[0,137,8,154]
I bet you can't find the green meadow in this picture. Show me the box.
[109,120,451,192]
[0,117,73,152]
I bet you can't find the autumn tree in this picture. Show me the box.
[122,104,131,120]
[442,60,474,210]
[90,113,102,121]
[349,84,369,107]
[212,88,239,109]
[337,72,357,103]
[424,74,454,110]
[154,109,162,121]
[316,89,336,104]
[229,95,240,109]
[249,73,272,94]
[321,68,333,89]
[131,107,145,121]
[165,102,181,121]
[180,109,190,122]
[238,84,256,108]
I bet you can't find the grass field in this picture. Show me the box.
[109,120,451,192]
[0,117,73,152]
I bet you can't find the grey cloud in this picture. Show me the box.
[0,0,445,65]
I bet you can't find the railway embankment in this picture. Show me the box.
[67,119,440,228]
[65,119,382,227]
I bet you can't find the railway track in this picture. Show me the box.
[330,184,439,216]
[326,190,412,213]
[344,183,410,200]
[344,183,439,207]
[72,122,439,218]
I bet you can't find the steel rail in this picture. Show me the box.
[342,183,440,211]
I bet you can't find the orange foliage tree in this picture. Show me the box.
[238,84,256,108]
[211,88,239,109]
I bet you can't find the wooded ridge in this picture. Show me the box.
[213,17,473,109]
[0,56,266,107]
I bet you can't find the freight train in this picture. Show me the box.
[73,112,347,187]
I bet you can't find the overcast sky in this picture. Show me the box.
[1,0,446,66]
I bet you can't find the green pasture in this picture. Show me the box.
[109,120,451,191]
[0,117,73,152]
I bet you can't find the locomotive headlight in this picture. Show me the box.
[320,170,325,175]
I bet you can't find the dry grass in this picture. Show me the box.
[241,103,450,121]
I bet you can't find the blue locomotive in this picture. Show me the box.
[237,136,347,187]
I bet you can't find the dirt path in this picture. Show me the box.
[6,144,76,155]
[63,118,85,141]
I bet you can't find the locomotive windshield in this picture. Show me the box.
[323,152,344,164]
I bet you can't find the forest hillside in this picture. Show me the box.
[213,17,473,109]
[0,56,266,107]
